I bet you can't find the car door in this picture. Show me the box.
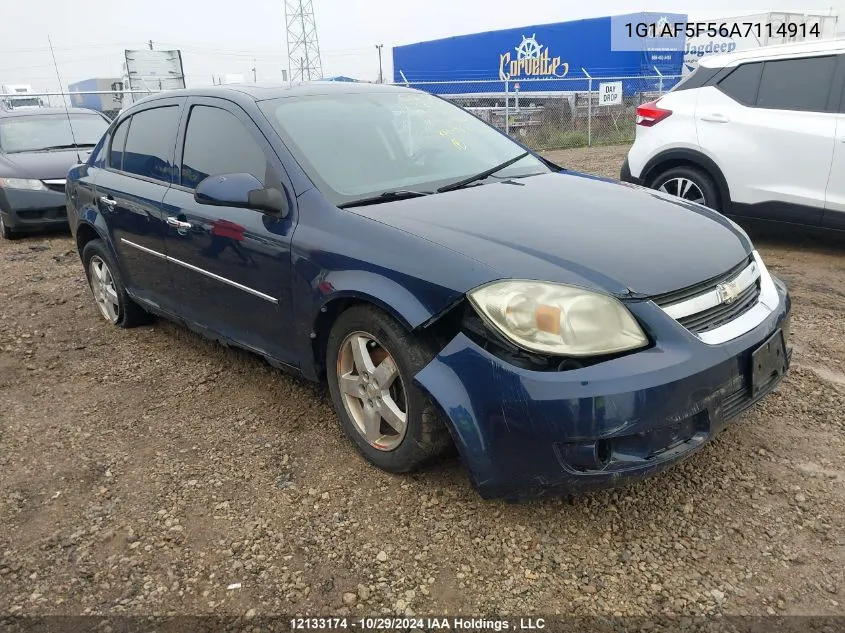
[94,98,184,311]
[695,54,838,225]
[822,57,845,231]
[161,97,298,365]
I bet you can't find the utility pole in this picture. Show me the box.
[252,59,257,82]
[148,40,154,50]
[375,44,384,83]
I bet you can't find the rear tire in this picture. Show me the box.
[326,305,451,473]
[82,239,152,328]
[650,166,721,211]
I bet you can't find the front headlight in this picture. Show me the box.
[0,178,47,191]
[468,280,648,357]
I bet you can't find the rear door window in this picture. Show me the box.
[755,56,837,112]
[121,106,180,183]
[108,117,131,170]
[717,62,763,106]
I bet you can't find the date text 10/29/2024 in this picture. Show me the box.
[290,617,546,630]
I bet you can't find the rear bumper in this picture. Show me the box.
[0,187,69,232]
[415,278,791,501]
[619,158,642,185]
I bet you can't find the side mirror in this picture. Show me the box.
[195,172,289,218]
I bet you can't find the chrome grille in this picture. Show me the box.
[653,254,762,336]
[650,255,752,306]
[678,279,760,333]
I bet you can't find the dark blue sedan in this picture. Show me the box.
[65,83,791,500]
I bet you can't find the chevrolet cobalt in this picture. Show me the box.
[66,84,791,500]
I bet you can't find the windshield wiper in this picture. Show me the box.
[38,143,97,151]
[437,151,531,193]
[338,189,433,209]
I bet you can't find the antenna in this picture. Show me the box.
[47,35,82,164]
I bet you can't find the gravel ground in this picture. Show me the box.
[1,145,843,622]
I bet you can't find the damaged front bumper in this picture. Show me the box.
[414,278,791,501]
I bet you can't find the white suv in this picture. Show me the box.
[621,39,845,231]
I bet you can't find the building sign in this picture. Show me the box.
[599,81,622,106]
[499,34,569,81]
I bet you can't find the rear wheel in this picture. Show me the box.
[326,305,451,473]
[82,239,152,328]
[650,166,721,211]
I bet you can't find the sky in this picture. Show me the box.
[1,0,843,92]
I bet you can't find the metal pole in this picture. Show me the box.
[505,79,510,136]
[587,77,592,147]
[654,66,664,95]
[375,44,384,83]
[582,68,592,147]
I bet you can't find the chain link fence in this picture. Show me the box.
[393,74,683,150]
[0,90,160,121]
[6,74,682,150]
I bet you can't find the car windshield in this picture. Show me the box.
[258,90,551,206]
[0,113,109,153]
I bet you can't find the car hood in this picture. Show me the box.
[0,149,83,180]
[349,172,753,297]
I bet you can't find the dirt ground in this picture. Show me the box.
[1,145,843,622]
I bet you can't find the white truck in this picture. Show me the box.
[0,84,45,110]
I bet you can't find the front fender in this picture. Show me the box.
[313,269,462,332]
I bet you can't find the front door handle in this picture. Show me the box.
[700,113,730,123]
[166,216,192,231]
[99,195,117,210]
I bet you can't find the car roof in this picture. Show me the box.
[700,37,845,68]
[124,81,417,109]
[0,106,103,119]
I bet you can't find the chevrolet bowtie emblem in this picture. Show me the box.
[716,280,741,304]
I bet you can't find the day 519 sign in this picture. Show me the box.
[599,81,622,106]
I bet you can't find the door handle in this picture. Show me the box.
[700,113,730,123]
[166,216,192,230]
[99,195,117,210]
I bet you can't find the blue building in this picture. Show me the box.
[392,13,687,95]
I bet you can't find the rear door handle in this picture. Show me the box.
[99,195,117,210]
[166,216,192,230]
[700,113,730,123]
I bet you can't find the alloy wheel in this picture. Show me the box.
[88,255,120,323]
[336,331,408,451]
[657,177,706,205]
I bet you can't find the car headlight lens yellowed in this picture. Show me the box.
[0,178,47,191]
[468,280,648,357]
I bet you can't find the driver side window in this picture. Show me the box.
[180,105,269,190]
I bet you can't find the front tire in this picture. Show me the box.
[326,305,451,473]
[0,214,14,240]
[82,239,152,328]
[650,166,721,211]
